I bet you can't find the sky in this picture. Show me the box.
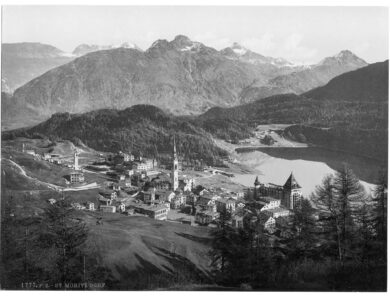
[1,6,388,64]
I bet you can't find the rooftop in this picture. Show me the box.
[216,197,236,204]
[267,183,284,189]
[263,207,290,214]
[128,200,168,212]
[258,212,274,224]
[284,172,302,190]
[258,196,280,203]
[197,210,219,217]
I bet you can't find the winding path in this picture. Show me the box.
[4,158,61,190]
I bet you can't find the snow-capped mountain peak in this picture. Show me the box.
[72,42,142,56]
[231,42,248,56]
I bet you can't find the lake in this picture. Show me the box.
[231,147,386,197]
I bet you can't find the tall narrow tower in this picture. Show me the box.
[254,176,260,200]
[283,172,302,210]
[74,150,79,171]
[172,136,179,191]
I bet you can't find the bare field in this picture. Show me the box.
[83,212,213,286]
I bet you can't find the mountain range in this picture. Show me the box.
[4,61,388,162]
[200,61,388,160]
[1,41,142,92]
[1,35,368,129]
[72,42,142,56]
[1,43,74,93]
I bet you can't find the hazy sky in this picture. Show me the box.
[2,6,388,64]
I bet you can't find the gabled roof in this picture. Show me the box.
[197,196,216,206]
[258,212,274,224]
[216,197,236,204]
[283,172,301,190]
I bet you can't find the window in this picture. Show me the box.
[293,193,300,208]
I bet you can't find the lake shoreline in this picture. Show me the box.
[216,139,382,197]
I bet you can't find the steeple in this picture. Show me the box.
[173,135,177,159]
[172,136,179,191]
[254,176,260,186]
[74,149,79,170]
[283,172,301,190]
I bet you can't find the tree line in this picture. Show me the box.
[209,166,387,291]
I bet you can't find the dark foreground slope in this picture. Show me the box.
[1,182,213,290]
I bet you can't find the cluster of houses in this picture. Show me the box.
[40,138,303,233]
[232,173,303,233]
[23,144,87,185]
[84,140,250,225]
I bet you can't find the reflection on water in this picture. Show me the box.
[231,147,385,197]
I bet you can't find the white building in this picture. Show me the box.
[172,137,179,191]
[86,202,95,211]
[100,205,116,213]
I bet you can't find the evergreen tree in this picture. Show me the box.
[333,165,368,261]
[312,174,341,260]
[372,170,387,259]
[354,198,375,261]
[39,199,88,288]
[313,166,368,262]
[249,214,275,288]
[288,198,318,259]
[209,208,233,280]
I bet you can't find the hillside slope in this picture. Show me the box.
[240,50,368,103]
[200,61,388,160]
[4,62,388,162]
[2,105,229,165]
[2,36,283,123]
[2,36,367,129]
[1,43,74,92]
[83,213,213,289]
[304,60,388,102]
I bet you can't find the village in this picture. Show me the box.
[15,135,305,235]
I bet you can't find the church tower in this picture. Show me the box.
[172,137,179,191]
[283,172,302,210]
[254,176,260,200]
[74,150,79,170]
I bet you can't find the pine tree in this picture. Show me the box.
[39,198,88,288]
[354,198,374,261]
[372,170,387,259]
[209,208,233,280]
[312,174,341,260]
[288,198,317,258]
[333,165,368,262]
[313,166,368,262]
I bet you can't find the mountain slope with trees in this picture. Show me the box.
[200,61,388,161]
[2,105,229,166]
[3,61,387,163]
[2,36,367,129]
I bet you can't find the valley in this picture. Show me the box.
[2,36,368,130]
[1,29,387,291]
[214,124,383,197]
